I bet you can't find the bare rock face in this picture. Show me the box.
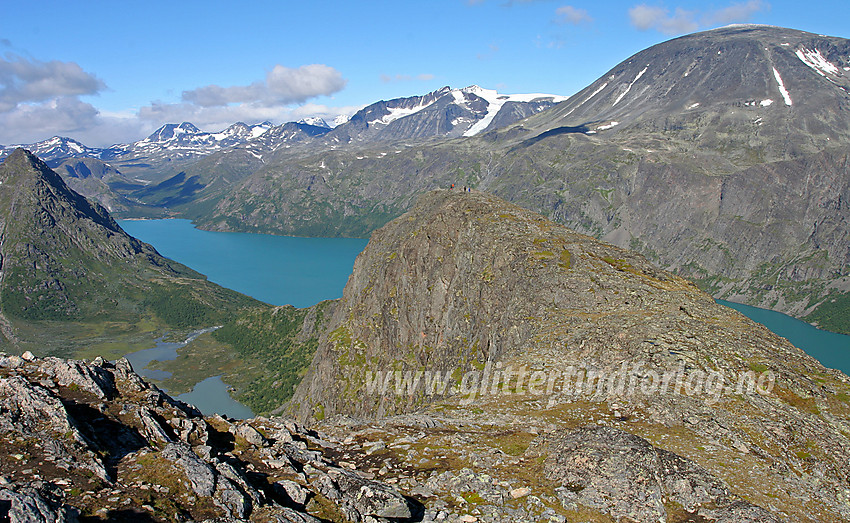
[0,485,79,523]
[544,426,777,523]
[0,353,419,522]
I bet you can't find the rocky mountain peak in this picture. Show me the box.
[0,151,255,345]
[287,188,850,520]
[0,148,120,233]
[529,24,850,149]
[143,122,202,143]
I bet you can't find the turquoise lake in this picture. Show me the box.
[117,219,850,416]
[119,219,368,308]
[717,300,849,375]
[117,218,368,418]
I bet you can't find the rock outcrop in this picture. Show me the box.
[0,352,420,522]
[290,189,850,521]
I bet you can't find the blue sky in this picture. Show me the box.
[1,0,847,146]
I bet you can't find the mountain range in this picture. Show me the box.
[0,25,848,335]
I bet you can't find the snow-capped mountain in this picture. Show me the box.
[525,24,850,148]
[331,114,351,127]
[0,136,103,165]
[325,85,567,143]
[297,117,331,128]
[242,121,331,154]
[102,121,274,159]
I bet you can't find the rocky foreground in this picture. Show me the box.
[1,351,783,523]
[0,352,423,522]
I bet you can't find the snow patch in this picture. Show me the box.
[451,89,467,105]
[370,100,437,126]
[462,86,566,137]
[596,121,619,131]
[563,82,608,118]
[688,102,700,109]
[251,124,271,138]
[760,99,773,106]
[613,67,648,107]
[772,68,792,106]
[795,48,841,77]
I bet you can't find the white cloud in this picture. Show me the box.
[628,1,769,35]
[182,64,346,107]
[0,55,105,111]
[629,4,698,34]
[0,60,353,147]
[0,97,97,144]
[706,0,769,25]
[555,5,592,25]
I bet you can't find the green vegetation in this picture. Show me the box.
[806,292,850,335]
[211,301,334,414]
[143,285,222,329]
[558,249,572,269]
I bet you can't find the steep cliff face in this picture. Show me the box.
[290,189,850,521]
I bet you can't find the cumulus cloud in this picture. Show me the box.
[555,5,592,25]
[0,97,98,144]
[629,4,698,34]
[0,55,106,111]
[0,55,353,147]
[706,0,768,25]
[0,55,117,145]
[182,64,346,107]
[629,1,769,35]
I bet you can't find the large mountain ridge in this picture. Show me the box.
[0,25,847,333]
[195,24,850,333]
[0,148,261,354]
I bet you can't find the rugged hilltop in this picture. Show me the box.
[289,189,850,521]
